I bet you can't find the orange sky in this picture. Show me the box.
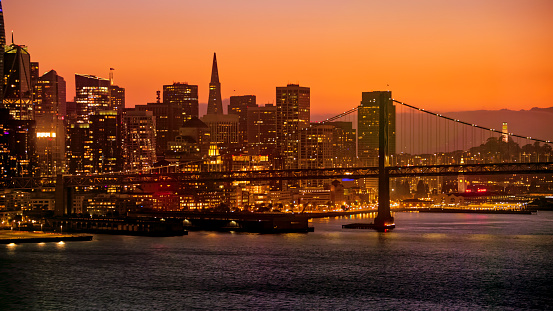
[4,0,553,117]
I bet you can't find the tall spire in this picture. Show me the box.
[207,52,223,115]
[210,53,219,84]
[0,0,5,46]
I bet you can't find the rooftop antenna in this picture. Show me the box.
[11,30,13,44]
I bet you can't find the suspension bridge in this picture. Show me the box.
[3,93,553,230]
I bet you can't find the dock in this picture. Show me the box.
[0,231,92,244]
[130,211,316,233]
[50,218,187,236]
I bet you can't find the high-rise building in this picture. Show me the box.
[135,102,182,158]
[300,124,334,170]
[34,70,66,176]
[247,104,277,155]
[35,70,66,118]
[229,95,257,146]
[276,84,310,169]
[2,43,33,120]
[163,82,198,123]
[123,109,156,170]
[358,91,395,166]
[75,74,110,123]
[0,108,36,177]
[207,53,223,115]
[66,123,91,174]
[89,111,122,173]
[0,1,6,101]
[330,121,356,168]
[109,85,125,114]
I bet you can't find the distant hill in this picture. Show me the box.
[203,105,553,143]
[446,107,553,142]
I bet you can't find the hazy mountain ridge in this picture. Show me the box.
[446,107,553,142]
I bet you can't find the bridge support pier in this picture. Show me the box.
[374,92,395,231]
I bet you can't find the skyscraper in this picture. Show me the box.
[89,111,122,173]
[2,43,33,120]
[229,95,257,146]
[35,70,66,176]
[75,74,110,123]
[276,84,310,169]
[330,121,356,168]
[163,82,199,124]
[135,101,183,159]
[300,124,334,170]
[247,104,277,156]
[0,0,6,101]
[66,122,91,174]
[123,109,156,170]
[207,53,223,115]
[109,85,125,114]
[357,91,395,166]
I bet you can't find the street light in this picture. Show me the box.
[61,225,63,235]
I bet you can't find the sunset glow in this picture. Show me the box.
[4,0,552,116]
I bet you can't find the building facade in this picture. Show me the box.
[228,95,257,146]
[2,43,33,120]
[276,84,310,169]
[358,91,395,166]
[89,110,122,173]
[163,82,198,123]
[123,110,156,170]
[75,74,110,123]
[34,70,66,176]
[247,104,277,156]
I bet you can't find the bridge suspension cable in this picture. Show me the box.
[392,99,552,145]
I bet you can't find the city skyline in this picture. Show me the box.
[3,0,552,115]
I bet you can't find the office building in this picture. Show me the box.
[0,0,5,101]
[358,91,395,166]
[123,109,156,170]
[74,74,110,123]
[89,110,122,173]
[66,122,91,174]
[109,85,125,114]
[34,70,66,176]
[207,53,223,115]
[135,102,181,158]
[229,95,257,146]
[163,82,198,122]
[0,109,36,177]
[276,84,310,169]
[247,104,277,155]
[330,121,356,168]
[2,43,33,120]
[300,124,334,170]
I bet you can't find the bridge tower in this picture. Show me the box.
[374,92,395,230]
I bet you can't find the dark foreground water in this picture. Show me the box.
[1,212,553,310]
